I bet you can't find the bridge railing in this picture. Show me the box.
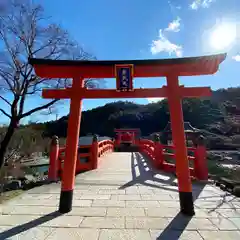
[48,136,114,181]
[91,138,114,169]
[139,138,208,180]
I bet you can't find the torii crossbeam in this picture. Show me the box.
[30,53,226,216]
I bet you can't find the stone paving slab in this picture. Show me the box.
[0,152,240,239]
[107,207,146,217]
[46,228,100,240]
[4,199,58,206]
[209,217,239,230]
[126,200,160,208]
[229,218,240,229]
[141,194,174,200]
[111,194,141,200]
[92,199,126,207]
[80,217,125,228]
[150,229,203,240]
[125,217,170,229]
[1,206,58,215]
[216,209,240,218]
[168,217,219,230]
[78,194,111,200]
[99,229,152,240]
[194,200,240,209]
[18,194,54,200]
[0,214,84,228]
[0,215,39,226]
[198,230,240,240]
[0,226,53,240]
[98,189,126,195]
[72,199,93,207]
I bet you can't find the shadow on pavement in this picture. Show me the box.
[120,152,207,239]
[156,183,206,240]
[156,212,192,240]
[0,211,62,239]
[119,152,179,192]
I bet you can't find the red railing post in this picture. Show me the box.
[114,134,120,150]
[156,143,164,168]
[153,134,164,168]
[194,135,208,180]
[153,134,158,166]
[139,139,145,153]
[117,133,121,145]
[48,135,59,182]
[91,134,99,169]
[138,139,142,152]
[112,140,114,151]
[135,137,139,147]
[132,132,135,145]
[57,148,64,179]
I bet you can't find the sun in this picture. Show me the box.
[210,23,236,50]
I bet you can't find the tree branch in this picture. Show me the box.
[0,108,11,118]
[0,95,11,106]
[0,69,15,93]
[20,99,59,119]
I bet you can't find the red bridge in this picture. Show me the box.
[49,131,208,183]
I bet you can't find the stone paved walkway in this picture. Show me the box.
[0,152,240,239]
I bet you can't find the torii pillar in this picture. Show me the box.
[166,75,194,215]
[59,77,84,212]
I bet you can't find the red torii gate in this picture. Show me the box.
[30,53,226,216]
[114,128,139,145]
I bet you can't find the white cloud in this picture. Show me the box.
[147,98,164,103]
[190,0,215,10]
[190,0,200,9]
[165,17,181,32]
[168,1,182,12]
[150,30,183,57]
[232,55,240,62]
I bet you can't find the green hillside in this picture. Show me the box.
[1,87,240,150]
[40,87,239,149]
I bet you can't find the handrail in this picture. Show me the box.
[138,138,208,180]
[98,140,114,154]
[140,140,196,161]
[54,138,114,178]
[92,139,114,168]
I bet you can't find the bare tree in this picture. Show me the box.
[0,0,101,169]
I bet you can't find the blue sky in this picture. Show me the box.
[1,0,240,124]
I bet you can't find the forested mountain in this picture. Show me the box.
[1,87,239,150]
[44,87,240,142]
